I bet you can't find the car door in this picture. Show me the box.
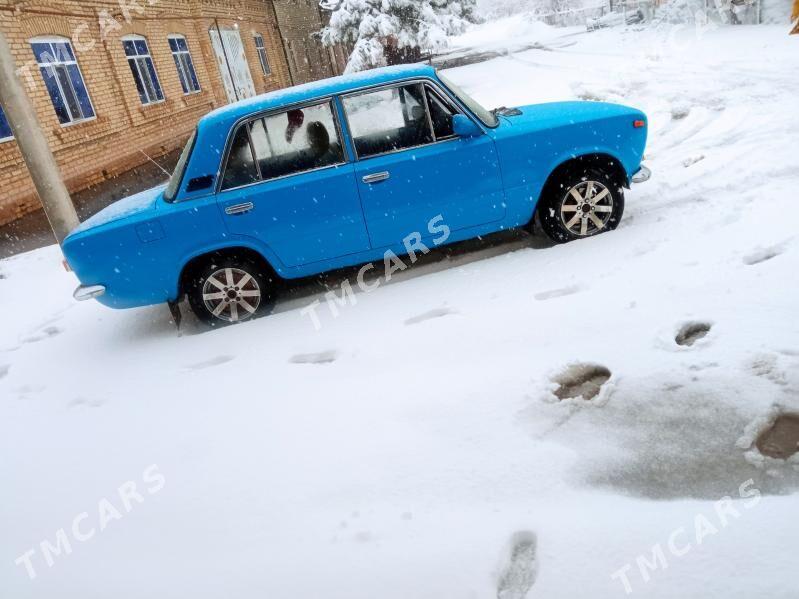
[341,81,505,249]
[216,100,371,268]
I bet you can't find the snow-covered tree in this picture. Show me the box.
[320,0,478,72]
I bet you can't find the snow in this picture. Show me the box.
[447,13,563,50]
[2,21,799,599]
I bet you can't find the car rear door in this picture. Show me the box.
[216,100,371,269]
[341,81,505,248]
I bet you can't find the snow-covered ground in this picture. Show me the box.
[2,19,799,598]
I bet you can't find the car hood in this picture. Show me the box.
[494,101,645,132]
[69,184,166,236]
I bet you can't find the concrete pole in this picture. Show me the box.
[0,27,79,244]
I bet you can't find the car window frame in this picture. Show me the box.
[216,96,348,194]
[423,83,460,142]
[340,78,466,162]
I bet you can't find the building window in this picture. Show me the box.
[30,37,95,125]
[0,104,12,142]
[122,35,165,105]
[253,34,270,76]
[168,35,200,95]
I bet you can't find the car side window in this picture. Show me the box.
[342,83,434,159]
[222,125,258,190]
[249,101,344,180]
[221,101,344,191]
[425,85,458,140]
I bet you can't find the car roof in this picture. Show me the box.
[201,63,438,127]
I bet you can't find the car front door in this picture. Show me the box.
[341,81,505,248]
[216,100,371,269]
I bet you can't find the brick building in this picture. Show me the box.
[0,0,347,227]
[273,0,348,84]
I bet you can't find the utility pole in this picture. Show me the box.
[0,27,79,244]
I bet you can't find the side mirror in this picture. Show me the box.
[452,114,483,138]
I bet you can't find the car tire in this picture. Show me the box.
[537,166,625,243]
[186,254,276,326]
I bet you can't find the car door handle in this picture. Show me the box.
[225,202,254,216]
[362,171,390,184]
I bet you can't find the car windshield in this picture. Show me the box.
[436,71,498,128]
[163,130,197,202]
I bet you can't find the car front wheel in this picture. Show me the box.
[538,166,625,243]
[186,255,275,326]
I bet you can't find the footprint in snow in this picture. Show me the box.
[404,306,457,325]
[747,353,787,386]
[289,350,338,365]
[670,103,691,120]
[0,364,9,380]
[20,326,63,345]
[68,397,106,409]
[682,154,705,168]
[184,355,235,371]
[497,531,538,599]
[742,245,783,266]
[755,413,799,460]
[552,363,611,401]
[534,285,581,301]
[16,384,46,400]
[675,321,712,347]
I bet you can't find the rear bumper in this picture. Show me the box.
[631,164,651,184]
[74,284,106,301]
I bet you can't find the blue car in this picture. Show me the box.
[62,64,649,325]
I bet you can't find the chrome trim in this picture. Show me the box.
[73,284,106,301]
[631,165,651,184]
[225,201,254,215]
[362,171,390,184]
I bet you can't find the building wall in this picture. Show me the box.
[272,0,347,84]
[0,0,292,227]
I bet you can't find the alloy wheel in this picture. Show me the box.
[202,267,261,323]
[560,180,614,236]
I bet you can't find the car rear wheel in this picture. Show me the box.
[186,255,275,326]
[537,166,624,243]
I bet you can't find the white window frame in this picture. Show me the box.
[253,34,270,76]
[29,35,96,127]
[122,34,165,106]
[167,34,201,95]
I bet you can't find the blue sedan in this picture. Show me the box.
[62,64,649,325]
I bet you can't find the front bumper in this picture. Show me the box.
[631,165,651,184]
[74,284,106,301]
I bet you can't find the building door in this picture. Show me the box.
[209,27,256,103]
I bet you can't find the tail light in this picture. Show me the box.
[633,120,646,128]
